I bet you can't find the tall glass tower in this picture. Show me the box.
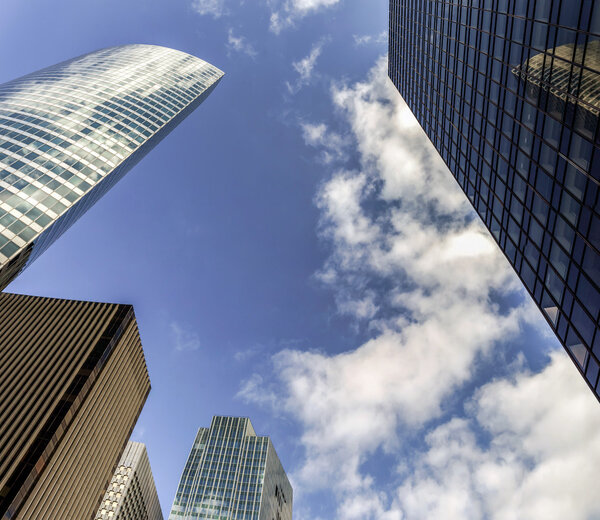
[168,416,292,520]
[0,45,224,289]
[389,2,600,400]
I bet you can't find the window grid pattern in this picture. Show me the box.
[389,0,600,399]
[0,44,223,285]
[168,417,292,520]
[96,441,163,520]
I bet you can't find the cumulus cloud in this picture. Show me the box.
[353,31,388,47]
[240,56,600,519]
[191,0,227,17]
[286,41,326,94]
[269,0,342,33]
[170,321,201,351]
[243,54,524,492]
[398,352,600,520]
[335,291,378,320]
[226,28,257,57]
[300,122,349,164]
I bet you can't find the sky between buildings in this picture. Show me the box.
[3,0,600,518]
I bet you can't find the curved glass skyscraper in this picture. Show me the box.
[0,44,224,289]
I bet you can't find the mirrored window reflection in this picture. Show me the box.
[168,417,292,520]
[389,0,600,398]
[0,45,223,281]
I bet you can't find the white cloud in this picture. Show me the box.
[294,43,322,81]
[398,352,600,520]
[336,291,378,320]
[244,55,527,495]
[233,343,264,362]
[300,122,349,164]
[269,0,342,33]
[286,41,326,94]
[170,321,201,351]
[191,0,227,17]
[237,373,279,409]
[240,56,600,519]
[227,28,257,57]
[353,31,388,47]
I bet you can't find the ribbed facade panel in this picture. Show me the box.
[0,292,150,519]
[0,44,224,290]
[389,0,600,401]
[168,416,292,520]
[96,441,163,520]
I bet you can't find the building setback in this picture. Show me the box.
[168,416,292,520]
[389,1,600,399]
[95,441,163,520]
[0,292,150,519]
[0,44,224,290]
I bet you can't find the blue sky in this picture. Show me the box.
[3,1,600,519]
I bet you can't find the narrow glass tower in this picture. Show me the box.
[169,416,292,520]
[389,1,600,401]
[0,45,224,289]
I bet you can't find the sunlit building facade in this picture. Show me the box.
[168,416,292,520]
[95,441,163,520]
[0,44,224,289]
[389,1,600,400]
[0,292,150,520]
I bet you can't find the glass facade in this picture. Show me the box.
[0,44,224,289]
[389,1,600,400]
[168,416,292,520]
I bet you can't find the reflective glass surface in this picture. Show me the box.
[169,416,292,520]
[0,44,224,288]
[389,0,600,399]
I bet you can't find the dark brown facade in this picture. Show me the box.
[0,292,150,519]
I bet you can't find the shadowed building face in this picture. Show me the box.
[389,1,600,401]
[0,292,150,520]
[0,44,224,290]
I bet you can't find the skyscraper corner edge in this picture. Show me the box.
[387,0,600,401]
[168,416,292,520]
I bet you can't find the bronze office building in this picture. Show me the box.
[0,45,223,290]
[0,292,150,519]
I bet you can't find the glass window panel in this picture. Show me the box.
[591,3,600,35]
[583,246,600,281]
[531,22,548,51]
[559,1,581,29]
[555,216,575,252]
[577,274,600,319]
[572,301,595,345]
[586,357,599,387]
[535,0,551,22]
[539,144,556,174]
[569,133,592,171]
[589,214,600,251]
[564,163,587,200]
[560,191,580,225]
